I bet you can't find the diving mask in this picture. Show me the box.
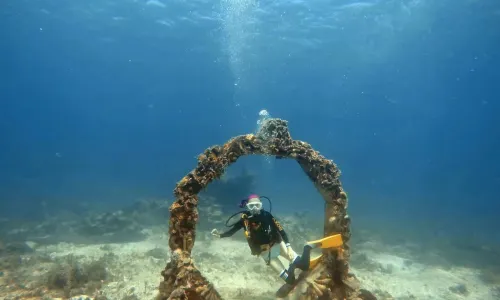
[246,201,262,214]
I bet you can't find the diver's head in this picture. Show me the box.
[246,194,262,215]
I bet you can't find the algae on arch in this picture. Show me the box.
[157,118,370,300]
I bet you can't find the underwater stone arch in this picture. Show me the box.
[157,119,370,300]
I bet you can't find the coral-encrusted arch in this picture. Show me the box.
[157,119,368,300]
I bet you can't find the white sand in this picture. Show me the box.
[4,227,499,300]
[352,249,494,299]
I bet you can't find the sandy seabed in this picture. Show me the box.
[1,223,499,300]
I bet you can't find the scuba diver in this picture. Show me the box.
[211,194,311,284]
[211,194,370,298]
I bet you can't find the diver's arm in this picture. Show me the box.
[219,219,244,238]
[270,214,290,245]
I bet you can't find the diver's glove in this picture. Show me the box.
[211,228,221,238]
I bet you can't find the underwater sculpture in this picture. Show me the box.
[157,118,375,300]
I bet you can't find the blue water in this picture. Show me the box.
[1,0,499,244]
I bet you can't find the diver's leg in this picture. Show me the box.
[279,241,298,263]
[260,245,294,284]
[260,248,287,273]
[287,244,313,275]
[295,244,312,270]
[277,242,301,285]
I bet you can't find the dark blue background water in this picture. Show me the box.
[1,1,499,242]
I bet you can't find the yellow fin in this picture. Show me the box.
[307,234,343,249]
[309,255,322,270]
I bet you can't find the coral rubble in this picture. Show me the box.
[157,118,374,300]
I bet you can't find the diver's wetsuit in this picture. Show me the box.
[220,210,289,255]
